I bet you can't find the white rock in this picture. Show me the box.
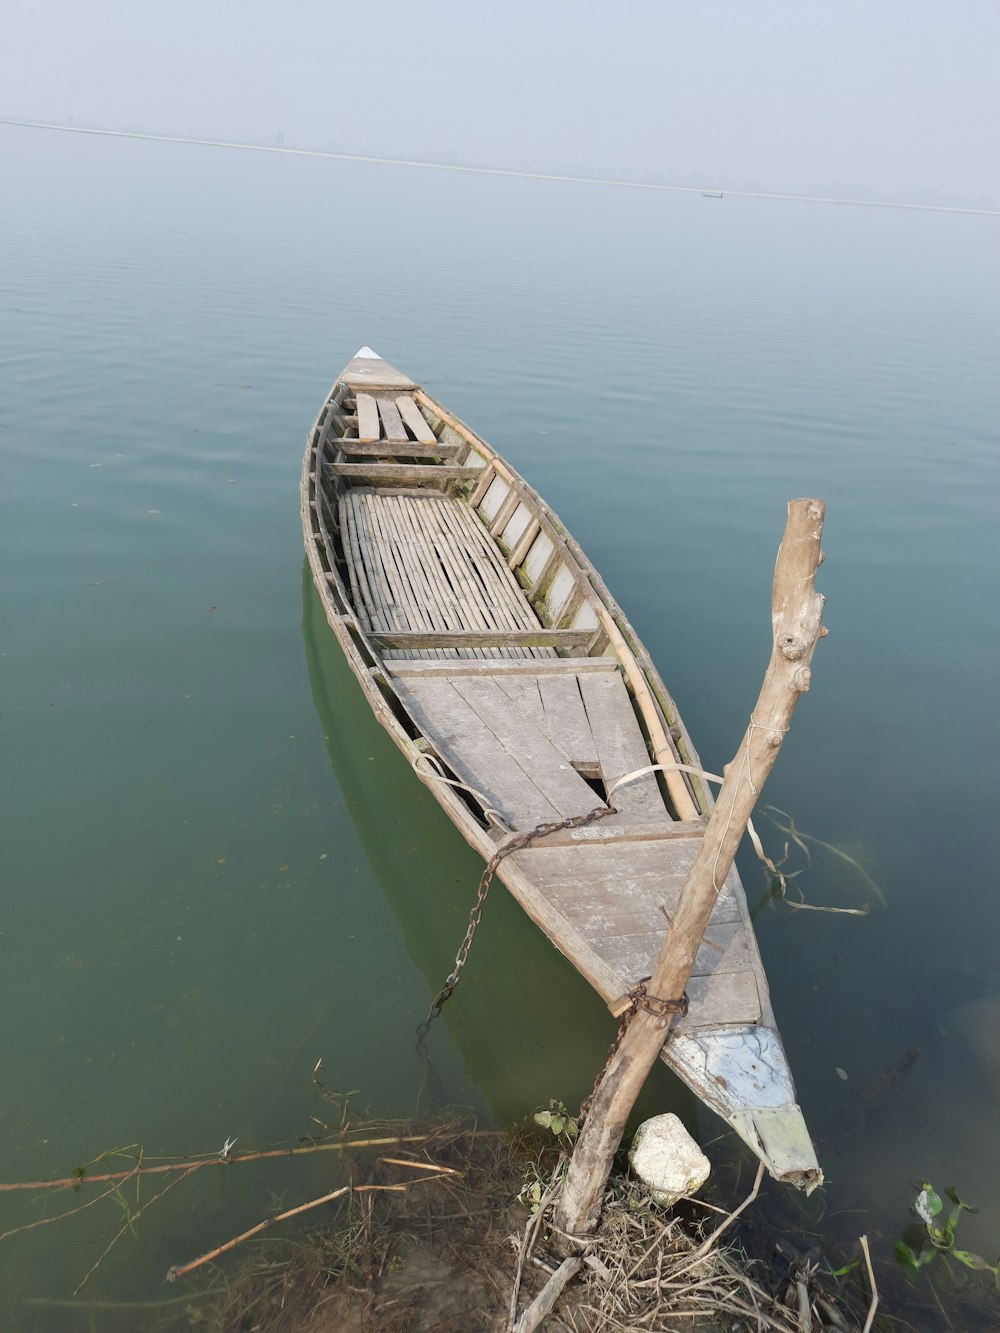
[629,1113,711,1207]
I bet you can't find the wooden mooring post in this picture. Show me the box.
[553,498,828,1243]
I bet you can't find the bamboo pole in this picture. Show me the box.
[554,499,828,1241]
[165,1183,408,1282]
[0,1134,448,1192]
[589,601,700,821]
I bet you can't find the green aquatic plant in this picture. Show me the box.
[532,1098,579,1145]
[895,1182,1000,1287]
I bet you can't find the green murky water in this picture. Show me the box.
[2,126,998,1328]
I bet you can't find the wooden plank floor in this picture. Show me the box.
[394,656,763,1036]
[396,676,592,828]
[507,840,763,1033]
[393,658,763,1033]
[393,652,680,828]
[337,468,766,1041]
[339,490,557,660]
[396,394,437,443]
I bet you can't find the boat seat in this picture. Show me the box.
[338,489,557,660]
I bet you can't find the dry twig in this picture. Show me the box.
[514,1257,583,1332]
[0,1167,141,1243]
[77,1164,202,1293]
[859,1234,879,1333]
[0,1133,450,1193]
[509,1160,567,1330]
[165,1182,410,1282]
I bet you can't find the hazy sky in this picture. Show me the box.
[4,0,998,207]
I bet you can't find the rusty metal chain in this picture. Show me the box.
[577,978,689,1124]
[416,802,617,1045]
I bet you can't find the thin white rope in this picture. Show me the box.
[410,751,507,829]
[606,760,774,889]
[415,749,864,915]
[745,713,790,794]
[605,762,724,796]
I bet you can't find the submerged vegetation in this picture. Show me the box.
[4,1100,1000,1329]
[750,805,886,919]
[0,1102,917,1332]
[895,1182,1000,1288]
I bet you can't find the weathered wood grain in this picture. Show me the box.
[450,676,602,819]
[395,678,563,829]
[337,495,376,634]
[449,500,552,635]
[508,516,541,569]
[369,628,595,650]
[376,396,407,441]
[342,353,417,390]
[488,489,521,538]
[469,465,495,508]
[363,492,440,657]
[330,463,481,485]
[356,393,381,443]
[577,673,669,822]
[355,491,431,658]
[493,675,546,732]
[508,817,707,848]
[387,495,477,658]
[414,496,528,656]
[538,674,600,772]
[336,440,460,459]
[428,496,542,657]
[395,394,438,443]
[385,657,618,678]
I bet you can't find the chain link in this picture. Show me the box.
[416,802,616,1044]
[577,978,689,1124]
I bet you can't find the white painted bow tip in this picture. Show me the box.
[353,346,380,359]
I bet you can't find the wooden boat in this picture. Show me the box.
[301,348,821,1190]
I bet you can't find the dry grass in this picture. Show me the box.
[538,1176,811,1331]
[8,1111,921,1332]
[150,1122,872,1333]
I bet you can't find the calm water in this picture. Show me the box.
[2,127,998,1329]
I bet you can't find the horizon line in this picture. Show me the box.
[2,117,998,218]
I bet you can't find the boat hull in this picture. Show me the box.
[301,350,821,1190]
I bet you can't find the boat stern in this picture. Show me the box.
[669,1026,823,1191]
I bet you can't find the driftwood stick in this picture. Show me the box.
[513,1256,583,1332]
[0,1168,141,1243]
[508,1163,566,1330]
[690,1162,765,1261]
[555,499,827,1241]
[78,1165,202,1293]
[165,1182,408,1282]
[0,1134,441,1193]
[379,1156,462,1176]
[859,1234,879,1333]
